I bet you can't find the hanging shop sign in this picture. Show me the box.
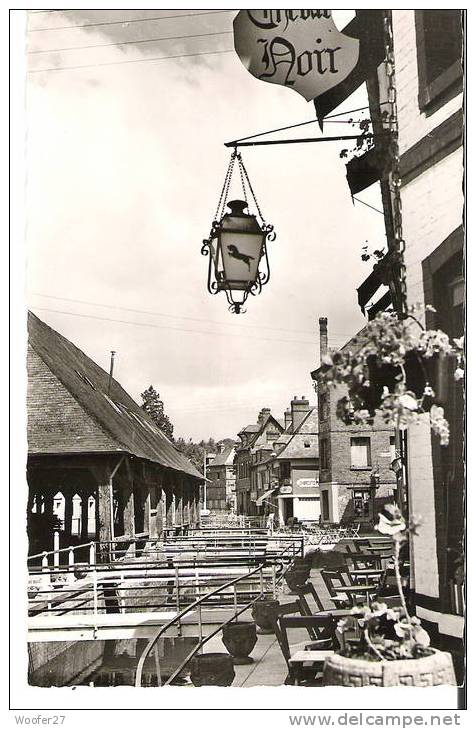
[279,485,293,495]
[233,10,359,102]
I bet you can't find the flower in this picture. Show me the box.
[375,506,406,536]
[398,393,419,411]
[394,618,430,647]
[454,367,464,382]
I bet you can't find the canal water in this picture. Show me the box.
[29,637,199,687]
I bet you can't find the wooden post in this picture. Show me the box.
[97,481,113,553]
[143,485,151,536]
[64,491,74,540]
[183,481,190,526]
[175,479,183,531]
[44,491,54,518]
[80,491,89,541]
[156,488,164,539]
[149,485,158,539]
[193,486,200,527]
[123,481,135,534]
[165,484,174,528]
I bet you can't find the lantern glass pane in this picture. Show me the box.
[220,230,263,288]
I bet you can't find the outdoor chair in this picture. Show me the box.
[295,582,326,615]
[321,569,379,607]
[344,555,386,588]
[275,614,337,685]
[320,570,351,607]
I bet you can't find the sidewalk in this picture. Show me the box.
[202,568,334,687]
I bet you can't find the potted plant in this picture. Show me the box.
[318,305,464,445]
[251,596,280,634]
[222,621,257,664]
[322,504,456,687]
[189,653,235,687]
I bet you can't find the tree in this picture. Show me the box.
[140,385,174,441]
[175,438,204,473]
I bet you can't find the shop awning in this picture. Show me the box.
[254,488,278,506]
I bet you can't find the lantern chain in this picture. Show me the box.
[238,152,265,226]
[237,151,248,205]
[383,11,407,318]
[213,149,236,223]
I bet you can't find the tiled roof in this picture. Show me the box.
[27,312,203,479]
[274,407,319,460]
[208,445,235,467]
[241,424,260,434]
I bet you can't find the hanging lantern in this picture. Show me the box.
[202,150,275,314]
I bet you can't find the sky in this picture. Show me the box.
[25,8,387,442]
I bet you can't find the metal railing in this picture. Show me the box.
[134,563,265,687]
[134,539,301,687]
[28,535,301,615]
[27,530,303,570]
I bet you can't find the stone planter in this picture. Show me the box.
[189,653,235,687]
[291,557,311,573]
[323,650,456,687]
[222,621,257,664]
[251,598,280,635]
[285,567,310,593]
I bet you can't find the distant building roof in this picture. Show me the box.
[241,424,260,434]
[208,444,235,467]
[27,312,203,480]
[275,407,319,460]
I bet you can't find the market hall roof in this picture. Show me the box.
[27,311,203,480]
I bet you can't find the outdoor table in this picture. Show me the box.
[333,584,378,605]
[366,545,393,553]
[348,568,384,582]
[289,649,335,666]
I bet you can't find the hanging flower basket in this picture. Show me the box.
[319,307,464,446]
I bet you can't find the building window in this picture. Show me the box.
[280,461,291,479]
[415,10,463,113]
[321,490,330,521]
[352,489,371,518]
[350,437,371,468]
[304,440,311,448]
[319,438,329,470]
[389,435,396,462]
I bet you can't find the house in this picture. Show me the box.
[363,10,464,659]
[234,408,284,515]
[320,10,464,668]
[27,312,203,557]
[205,443,237,512]
[271,398,320,525]
[311,318,396,527]
[245,397,320,525]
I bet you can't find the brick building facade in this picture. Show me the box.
[337,11,464,653]
[234,408,284,515]
[390,11,464,645]
[205,444,236,512]
[311,318,396,527]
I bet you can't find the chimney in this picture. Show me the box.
[257,407,271,425]
[291,396,309,432]
[284,408,292,430]
[319,317,328,364]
